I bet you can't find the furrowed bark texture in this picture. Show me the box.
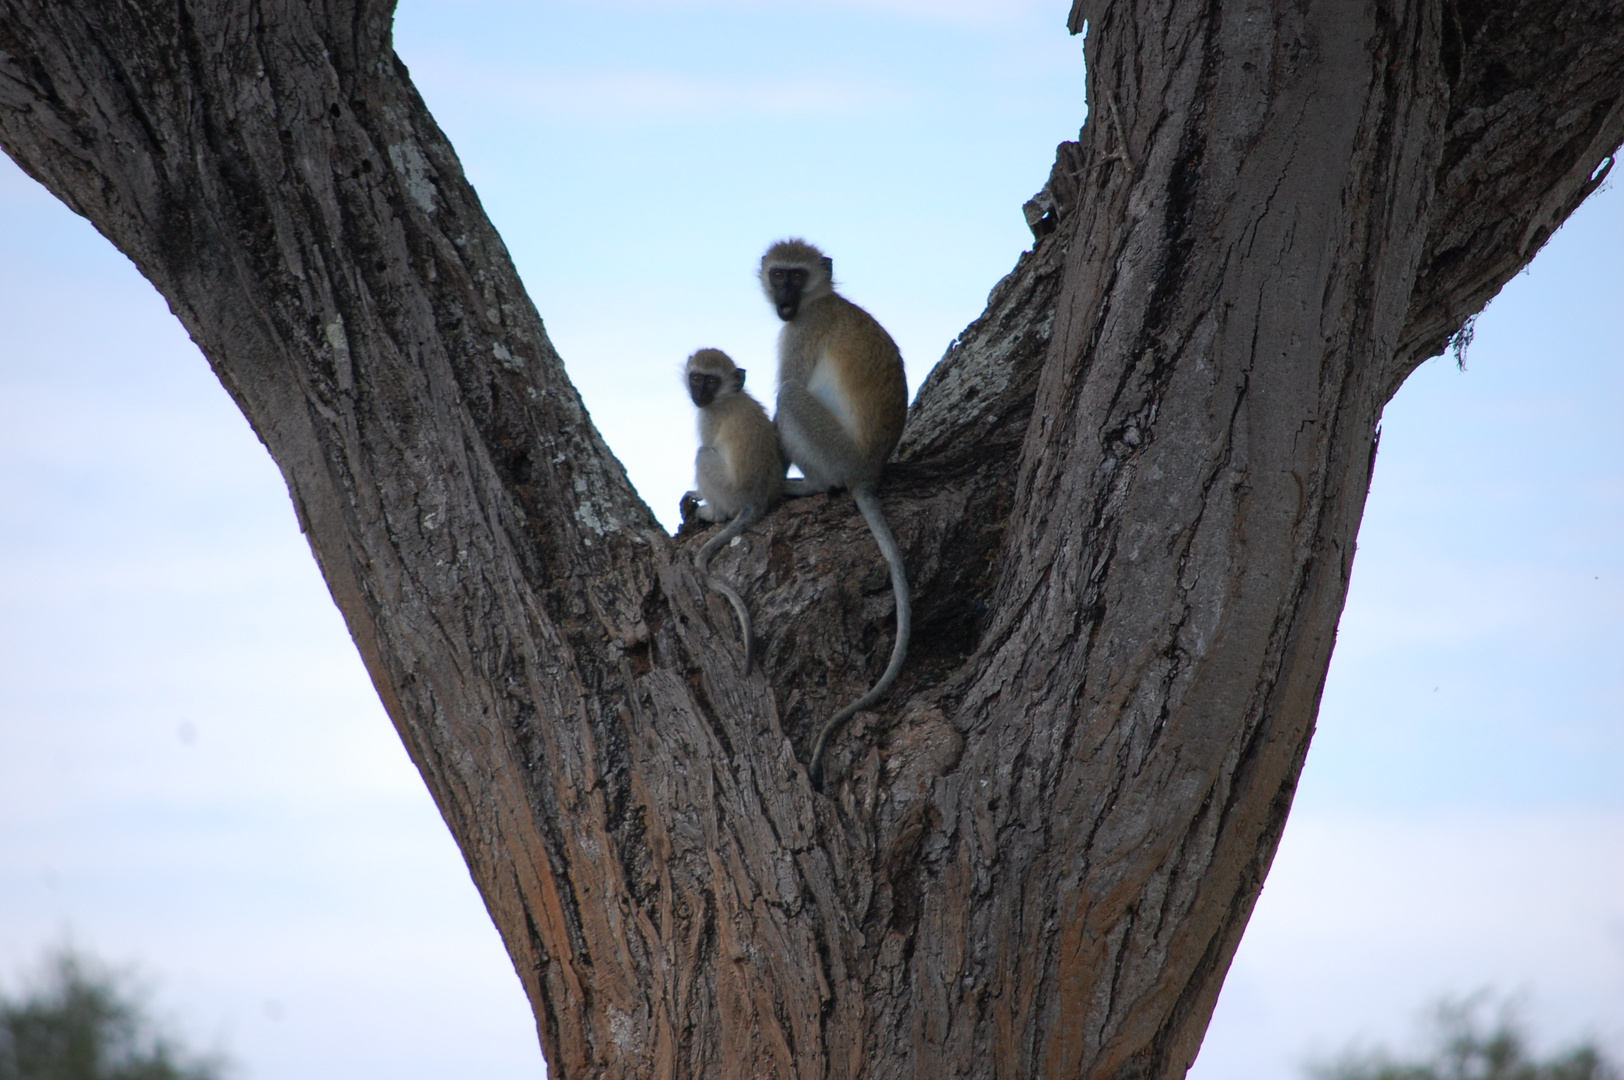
[2,1,1619,1077]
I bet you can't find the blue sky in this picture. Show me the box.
[0,3,1618,1077]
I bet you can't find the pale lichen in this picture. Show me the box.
[387,141,437,213]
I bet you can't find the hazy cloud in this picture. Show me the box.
[415,56,911,123]
[406,0,1063,30]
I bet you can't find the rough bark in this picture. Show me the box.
[1,1,1619,1078]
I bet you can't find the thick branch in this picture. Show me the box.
[1392,0,1624,383]
[0,3,831,1075]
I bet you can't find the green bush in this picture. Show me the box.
[0,950,228,1080]
[1309,994,1619,1080]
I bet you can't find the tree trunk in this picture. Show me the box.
[1,1,1619,1077]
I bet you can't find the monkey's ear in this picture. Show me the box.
[736,367,747,387]
[821,256,833,277]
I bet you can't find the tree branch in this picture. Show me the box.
[0,3,820,1073]
[1392,0,1624,386]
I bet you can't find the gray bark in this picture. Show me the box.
[1,1,1619,1077]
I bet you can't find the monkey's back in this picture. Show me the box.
[783,293,907,464]
[700,392,784,516]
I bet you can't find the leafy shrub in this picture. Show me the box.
[1309,994,1619,1080]
[0,950,228,1080]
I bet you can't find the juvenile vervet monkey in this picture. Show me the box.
[684,347,785,674]
[760,239,910,788]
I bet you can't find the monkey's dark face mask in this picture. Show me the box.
[689,371,723,407]
[767,266,808,321]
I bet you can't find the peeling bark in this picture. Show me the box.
[2,1,1620,1077]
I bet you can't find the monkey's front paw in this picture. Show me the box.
[678,490,703,531]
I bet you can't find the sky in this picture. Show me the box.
[0,3,1619,1078]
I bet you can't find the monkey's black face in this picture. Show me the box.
[689,371,722,407]
[767,265,808,321]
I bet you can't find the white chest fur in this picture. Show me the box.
[807,356,859,441]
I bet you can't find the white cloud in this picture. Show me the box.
[408,0,1064,30]
[1193,809,1624,1080]
[414,55,910,123]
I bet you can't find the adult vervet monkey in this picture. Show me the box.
[684,348,784,675]
[760,239,909,788]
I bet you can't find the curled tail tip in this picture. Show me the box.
[711,579,754,676]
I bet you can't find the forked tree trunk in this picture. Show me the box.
[2,1,1619,1077]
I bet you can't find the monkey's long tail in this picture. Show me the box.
[808,485,911,789]
[695,513,757,675]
